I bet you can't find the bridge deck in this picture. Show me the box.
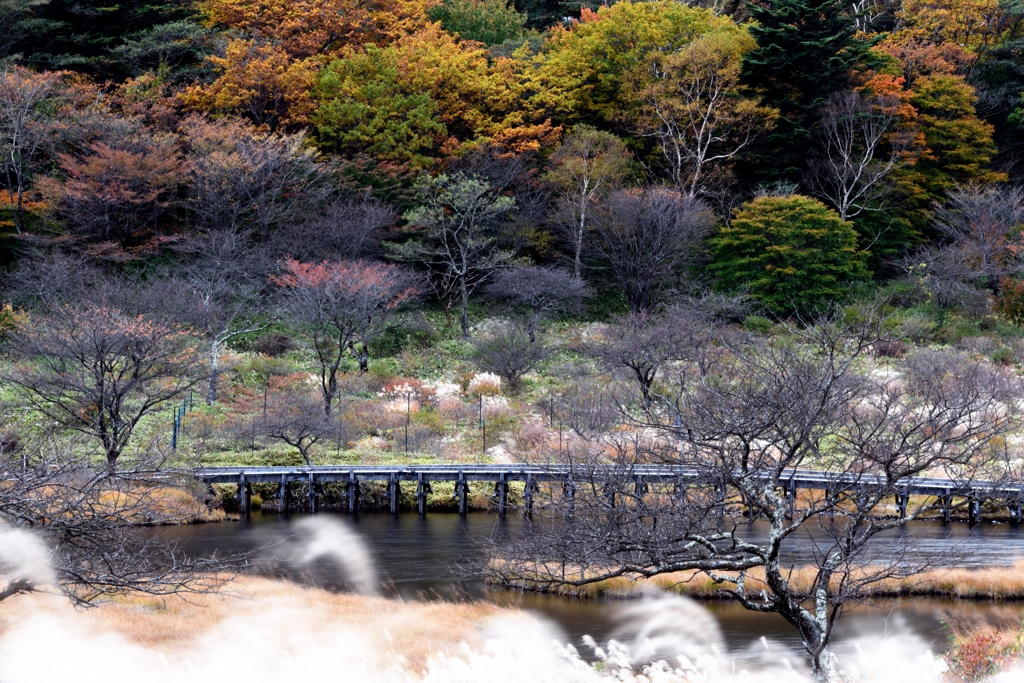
[194,464,1024,498]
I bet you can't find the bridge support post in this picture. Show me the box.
[238,474,249,515]
[1013,500,1022,525]
[523,474,535,516]
[942,489,951,524]
[564,477,575,514]
[389,472,400,515]
[969,496,980,526]
[346,471,359,514]
[308,472,316,514]
[279,474,288,514]
[457,470,468,515]
[896,490,908,519]
[495,472,508,515]
[634,476,647,498]
[416,473,430,515]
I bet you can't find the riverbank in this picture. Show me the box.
[494,560,1024,602]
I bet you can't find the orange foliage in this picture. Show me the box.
[198,0,435,58]
[180,40,318,129]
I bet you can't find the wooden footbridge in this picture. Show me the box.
[193,464,1024,523]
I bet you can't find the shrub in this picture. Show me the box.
[711,195,869,316]
[253,333,295,357]
[427,0,527,46]
[742,315,773,334]
[471,324,551,392]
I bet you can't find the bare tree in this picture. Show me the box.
[392,172,516,337]
[806,91,915,221]
[0,433,243,605]
[582,307,715,407]
[150,230,272,404]
[484,265,589,342]
[260,389,336,465]
[544,126,632,279]
[493,316,1020,681]
[0,65,65,234]
[2,305,201,468]
[280,192,395,260]
[274,258,418,413]
[472,322,552,393]
[184,116,332,239]
[933,184,1024,295]
[590,187,715,312]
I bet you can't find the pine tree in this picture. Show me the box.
[740,0,880,182]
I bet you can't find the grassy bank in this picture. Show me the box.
[495,560,1024,602]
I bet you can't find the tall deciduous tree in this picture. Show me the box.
[805,90,916,221]
[0,66,65,235]
[150,230,272,405]
[274,259,418,412]
[740,0,880,181]
[37,136,182,247]
[628,31,776,197]
[543,125,631,279]
[183,116,332,239]
[393,172,516,337]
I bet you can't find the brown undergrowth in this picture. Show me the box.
[0,577,502,667]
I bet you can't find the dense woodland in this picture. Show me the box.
[3,0,1024,310]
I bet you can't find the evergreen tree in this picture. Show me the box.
[740,0,880,182]
[8,0,199,79]
[710,194,869,316]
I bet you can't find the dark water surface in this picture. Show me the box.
[150,512,1024,657]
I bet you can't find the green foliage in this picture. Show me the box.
[315,45,447,167]
[537,1,739,125]
[739,0,880,181]
[711,195,870,316]
[429,0,527,46]
[742,315,773,334]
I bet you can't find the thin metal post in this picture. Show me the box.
[405,393,411,452]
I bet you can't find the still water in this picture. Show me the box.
[151,512,1024,657]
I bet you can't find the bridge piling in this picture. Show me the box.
[389,473,400,515]
[348,471,358,514]
[456,470,468,515]
[238,473,249,515]
[416,473,430,515]
[523,474,535,516]
[279,474,288,514]
[942,490,951,524]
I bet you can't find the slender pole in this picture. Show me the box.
[405,393,410,453]
[480,395,485,454]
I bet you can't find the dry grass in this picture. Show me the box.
[499,560,1024,601]
[0,577,503,668]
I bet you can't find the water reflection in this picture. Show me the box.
[148,512,1024,653]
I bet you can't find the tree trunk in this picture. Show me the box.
[460,278,470,339]
[207,340,220,405]
[355,343,369,374]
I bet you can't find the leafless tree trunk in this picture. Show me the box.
[0,433,247,606]
[492,312,1021,681]
[805,91,914,221]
